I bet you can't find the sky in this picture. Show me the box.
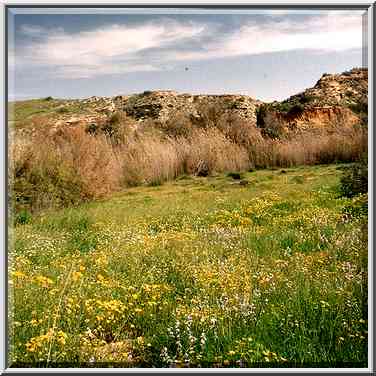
[8,8,367,102]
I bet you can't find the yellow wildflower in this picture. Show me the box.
[72,271,83,282]
[12,271,26,279]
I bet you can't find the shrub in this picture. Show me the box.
[256,104,268,128]
[287,103,304,116]
[194,100,227,129]
[299,94,316,104]
[120,134,182,186]
[14,209,32,226]
[10,127,123,214]
[11,151,85,214]
[339,154,368,198]
[101,112,122,137]
[227,172,242,180]
[256,104,285,139]
[181,129,250,176]
[161,111,194,137]
[348,100,368,115]
[9,103,368,215]
[85,122,99,135]
[217,113,263,148]
[87,112,134,145]
[57,107,69,114]
[342,194,368,219]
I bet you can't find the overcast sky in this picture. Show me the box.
[8,8,367,102]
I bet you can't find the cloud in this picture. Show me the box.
[20,24,46,36]
[165,13,363,62]
[12,12,364,79]
[14,20,206,77]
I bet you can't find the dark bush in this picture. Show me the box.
[299,94,315,104]
[261,127,282,140]
[100,112,133,145]
[227,172,242,180]
[256,104,268,128]
[339,154,368,198]
[196,160,209,177]
[276,102,292,113]
[86,123,99,135]
[348,100,368,115]
[342,194,368,219]
[287,103,305,116]
[14,210,32,226]
[57,107,69,114]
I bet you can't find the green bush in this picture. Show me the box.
[342,194,368,219]
[12,158,86,215]
[57,107,69,114]
[14,209,32,226]
[299,94,316,104]
[339,155,368,198]
[348,100,368,115]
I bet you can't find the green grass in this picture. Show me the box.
[9,164,368,367]
[8,98,99,129]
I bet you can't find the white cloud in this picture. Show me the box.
[165,13,363,62]
[12,13,364,79]
[222,14,362,55]
[20,24,46,36]
[53,63,159,79]
[15,20,206,77]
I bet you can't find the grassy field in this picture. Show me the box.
[9,164,368,367]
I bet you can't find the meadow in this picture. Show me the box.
[9,164,368,367]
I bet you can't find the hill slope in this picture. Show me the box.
[9,68,367,138]
[256,68,367,137]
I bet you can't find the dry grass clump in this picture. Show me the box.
[120,134,182,186]
[10,107,367,214]
[11,126,123,215]
[269,128,367,168]
[119,128,250,185]
[179,128,250,176]
[53,126,123,197]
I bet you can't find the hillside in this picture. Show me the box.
[9,68,368,138]
[256,68,368,137]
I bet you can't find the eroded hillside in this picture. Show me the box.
[9,67,367,139]
[256,68,368,138]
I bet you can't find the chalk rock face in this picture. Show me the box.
[261,106,360,134]
[294,67,367,107]
[256,68,368,136]
[119,91,261,125]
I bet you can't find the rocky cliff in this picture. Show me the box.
[256,68,367,137]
